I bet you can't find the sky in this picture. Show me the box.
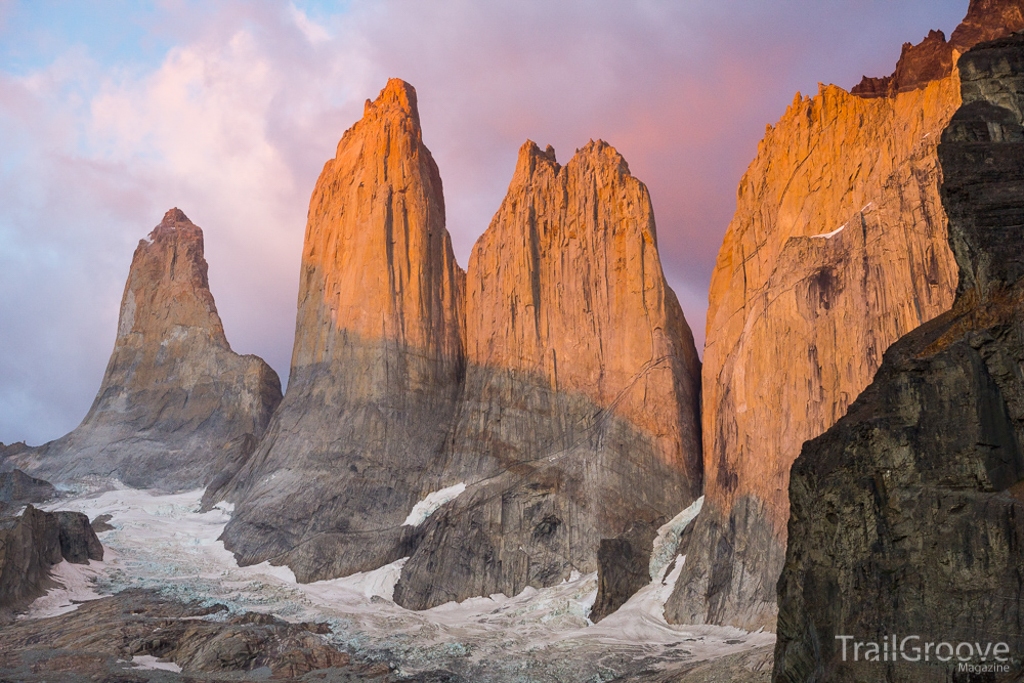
[0,0,970,446]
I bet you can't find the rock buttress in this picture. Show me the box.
[774,32,1024,683]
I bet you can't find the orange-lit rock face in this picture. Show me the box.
[667,67,963,635]
[393,140,702,610]
[219,80,468,583]
[466,140,701,477]
[293,78,464,376]
[670,0,1024,633]
[705,78,960,533]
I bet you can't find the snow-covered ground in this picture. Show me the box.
[34,486,774,682]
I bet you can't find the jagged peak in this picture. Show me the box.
[570,139,632,176]
[852,0,1024,98]
[362,78,419,124]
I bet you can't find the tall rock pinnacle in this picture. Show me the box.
[219,79,467,580]
[393,140,702,609]
[219,81,703,608]
[9,209,283,490]
[666,0,1024,632]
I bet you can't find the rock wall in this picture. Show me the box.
[8,209,282,491]
[666,0,1024,632]
[774,32,1024,682]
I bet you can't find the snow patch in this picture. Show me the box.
[650,496,703,581]
[20,559,108,619]
[304,558,408,602]
[130,655,182,672]
[810,224,845,240]
[403,483,466,526]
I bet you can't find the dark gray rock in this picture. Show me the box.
[774,31,1024,683]
[56,511,103,564]
[0,505,62,615]
[90,514,115,533]
[590,519,661,623]
[0,469,56,505]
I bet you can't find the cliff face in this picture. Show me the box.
[393,141,702,609]
[220,79,468,581]
[775,33,1024,682]
[8,210,282,491]
[666,0,1024,632]
[220,81,703,607]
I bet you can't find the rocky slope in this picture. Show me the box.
[775,32,1024,683]
[666,0,1024,632]
[393,141,701,609]
[221,82,703,609]
[220,79,468,581]
[7,209,282,491]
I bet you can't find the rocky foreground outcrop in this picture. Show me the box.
[666,0,1024,632]
[0,505,103,618]
[8,209,282,491]
[0,589,464,682]
[774,31,1024,683]
[221,81,702,609]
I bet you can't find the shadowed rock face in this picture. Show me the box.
[774,32,1024,683]
[666,2,1024,633]
[7,209,282,491]
[221,81,702,609]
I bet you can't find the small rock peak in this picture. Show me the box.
[572,139,631,176]
[363,78,420,124]
[149,207,201,243]
[516,140,561,176]
[162,207,191,226]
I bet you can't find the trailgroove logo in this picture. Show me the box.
[835,635,1013,673]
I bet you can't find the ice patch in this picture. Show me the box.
[810,224,845,240]
[130,655,182,672]
[305,558,408,602]
[403,483,466,526]
[650,496,704,581]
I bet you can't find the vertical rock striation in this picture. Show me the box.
[220,79,467,581]
[667,0,1024,632]
[220,82,703,608]
[393,141,702,609]
[775,32,1024,683]
[9,209,282,491]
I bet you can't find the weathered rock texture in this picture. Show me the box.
[774,32,1024,683]
[221,81,702,609]
[221,79,467,581]
[393,141,701,609]
[666,0,1024,632]
[7,209,282,491]
[0,505,103,618]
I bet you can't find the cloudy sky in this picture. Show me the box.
[0,0,969,446]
